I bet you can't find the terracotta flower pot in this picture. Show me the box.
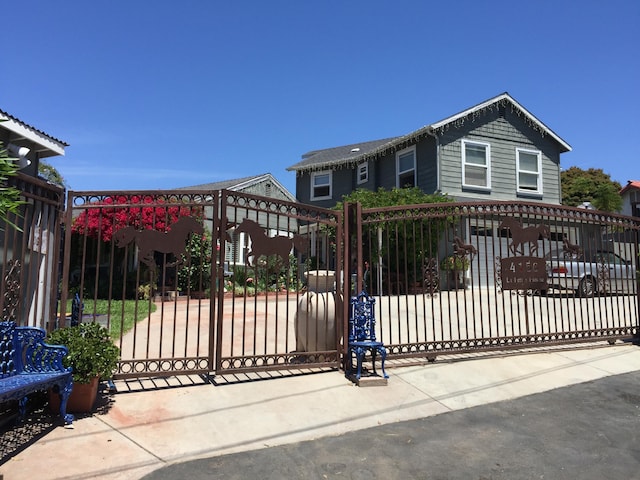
[49,376,100,414]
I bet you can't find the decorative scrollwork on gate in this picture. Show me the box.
[421,257,440,295]
[2,260,21,321]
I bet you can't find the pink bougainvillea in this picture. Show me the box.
[71,195,197,242]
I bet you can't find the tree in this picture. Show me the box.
[0,142,24,227]
[561,166,622,212]
[39,160,67,189]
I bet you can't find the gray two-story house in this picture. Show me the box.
[287,93,572,207]
[288,93,573,285]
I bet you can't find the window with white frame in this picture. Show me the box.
[357,162,368,184]
[311,170,332,200]
[396,147,416,188]
[462,140,491,189]
[516,148,542,194]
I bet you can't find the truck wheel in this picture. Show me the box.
[578,277,596,297]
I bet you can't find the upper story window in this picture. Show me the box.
[461,140,491,190]
[516,148,542,195]
[396,146,416,188]
[357,162,368,184]
[311,170,332,200]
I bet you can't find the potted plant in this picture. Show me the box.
[47,322,120,413]
[440,255,470,290]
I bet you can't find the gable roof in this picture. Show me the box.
[620,180,640,195]
[287,93,572,173]
[0,108,68,158]
[179,173,296,202]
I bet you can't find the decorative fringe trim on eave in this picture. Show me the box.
[433,98,547,139]
[295,131,432,177]
[296,99,551,177]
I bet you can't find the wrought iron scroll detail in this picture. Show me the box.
[597,258,610,295]
[421,258,440,296]
[494,256,503,292]
[2,260,21,321]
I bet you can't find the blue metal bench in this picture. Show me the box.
[0,321,74,424]
[347,291,388,381]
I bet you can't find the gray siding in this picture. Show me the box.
[376,151,396,190]
[296,107,562,207]
[297,135,440,206]
[416,138,438,194]
[438,108,562,204]
[366,136,438,194]
[240,178,293,202]
[295,169,353,208]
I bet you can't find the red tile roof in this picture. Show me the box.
[620,180,640,194]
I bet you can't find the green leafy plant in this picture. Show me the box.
[440,255,470,271]
[0,142,25,228]
[47,322,120,383]
[334,187,454,273]
[177,226,212,293]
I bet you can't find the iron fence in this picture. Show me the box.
[353,201,639,361]
[0,173,64,329]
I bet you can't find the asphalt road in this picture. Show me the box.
[143,370,640,480]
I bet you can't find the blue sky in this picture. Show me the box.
[2,1,638,195]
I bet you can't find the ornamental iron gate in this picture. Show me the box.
[349,200,639,362]
[60,189,342,379]
[58,190,639,381]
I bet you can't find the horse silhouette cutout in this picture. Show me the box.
[234,218,307,269]
[499,217,549,256]
[453,236,477,261]
[113,216,204,269]
[562,234,583,259]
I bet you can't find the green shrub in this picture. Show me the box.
[47,322,120,383]
[440,255,470,271]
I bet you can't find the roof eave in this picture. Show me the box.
[287,133,429,173]
[0,111,68,157]
[431,93,572,153]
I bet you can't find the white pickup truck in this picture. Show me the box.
[545,249,637,297]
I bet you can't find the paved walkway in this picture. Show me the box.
[1,342,639,479]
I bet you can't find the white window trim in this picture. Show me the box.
[311,170,333,200]
[516,148,543,195]
[396,146,416,188]
[461,139,491,190]
[357,161,368,185]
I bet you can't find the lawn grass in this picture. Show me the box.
[65,298,157,339]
